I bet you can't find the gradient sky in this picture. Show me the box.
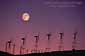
[0,0,85,54]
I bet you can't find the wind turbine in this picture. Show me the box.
[45,32,52,52]
[58,32,64,51]
[34,32,40,53]
[72,31,78,51]
[20,33,27,54]
[7,40,12,53]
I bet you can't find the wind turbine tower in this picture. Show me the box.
[34,33,39,53]
[20,34,26,54]
[7,40,12,53]
[72,32,78,51]
[58,32,64,51]
[46,33,52,52]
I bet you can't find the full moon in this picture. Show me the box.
[22,12,30,22]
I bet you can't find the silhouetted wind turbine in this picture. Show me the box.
[72,31,78,51]
[46,33,52,52]
[21,37,26,46]
[34,32,39,53]
[7,40,12,53]
[20,33,27,54]
[58,32,64,51]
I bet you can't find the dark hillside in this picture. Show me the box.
[0,50,85,56]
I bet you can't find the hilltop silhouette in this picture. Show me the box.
[0,51,14,56]
[0,50,85,56]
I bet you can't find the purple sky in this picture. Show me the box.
[0,0,85,54]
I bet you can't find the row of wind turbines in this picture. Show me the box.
[5,31,78,55]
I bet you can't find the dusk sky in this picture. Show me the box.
[0,0,85,54]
